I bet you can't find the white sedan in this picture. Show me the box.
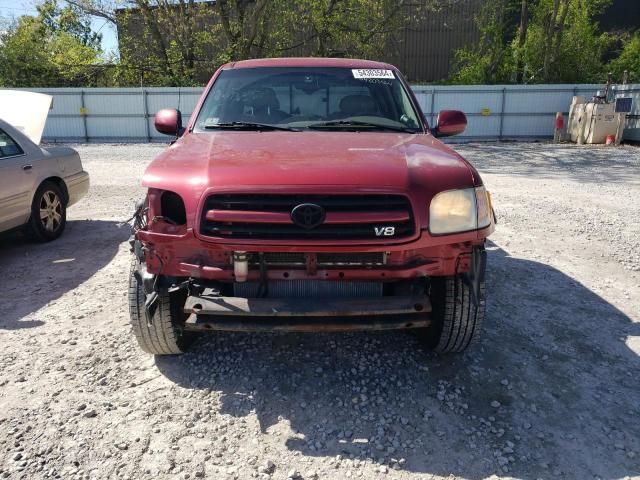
[0,91,89,241]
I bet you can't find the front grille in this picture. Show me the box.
[249,252,386,266]
[200,194,415,240]
[234,280,383,298]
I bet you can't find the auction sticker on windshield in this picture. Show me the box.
[352,69,395,79]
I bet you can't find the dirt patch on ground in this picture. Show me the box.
[1,142,638,480]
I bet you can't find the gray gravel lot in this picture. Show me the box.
[0,142,639,480]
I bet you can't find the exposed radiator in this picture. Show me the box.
[234,280,383,298]
[249,252,386,266]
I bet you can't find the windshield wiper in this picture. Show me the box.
[202,122,300,132]
[306,120,418,133]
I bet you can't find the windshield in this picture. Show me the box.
[194,67,423,133]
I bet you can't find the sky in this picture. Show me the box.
[0,0,118,55]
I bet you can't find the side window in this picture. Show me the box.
[0,129,24,158]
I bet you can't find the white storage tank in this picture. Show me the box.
[568,96,620,144]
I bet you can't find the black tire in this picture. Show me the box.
[27,181,67,242]
[422,274,486,353]
[128,258,192,355]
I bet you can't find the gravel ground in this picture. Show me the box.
[1,142,639,480]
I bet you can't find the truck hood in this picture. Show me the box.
[143,131,477,194]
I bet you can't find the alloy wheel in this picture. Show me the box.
[39,190,63,233]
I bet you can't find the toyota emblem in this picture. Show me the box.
[291,203,326,229]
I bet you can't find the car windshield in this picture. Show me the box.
[194,67,422,133]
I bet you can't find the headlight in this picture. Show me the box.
[475,186,492,229]
[429,186,492,234]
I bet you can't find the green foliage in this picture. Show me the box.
[608,33,640,82]
[0,0,103,87]
[449,0,520,84]
[0,16,57,87]
[79,0,436,86]
[112,0,285,86]
[1,0,634,87]
[451,0,615,84]
[519,0,611,83]
[37,0,102,49]
[290,0,408,58]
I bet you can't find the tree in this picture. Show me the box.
[0,17,57,87]
[520,0,611,83]
[214,0,281,62]
[288,0,432,59]
[608,32,640,83]
[69,0,441,86]
[0,1,103,87]
[515,0,529,83]
[38,0,102,49]
[450,0,613,84]
[211,0,439,61]
[69,0,294,85]
[449,0,520,84]
[114,1,215,86]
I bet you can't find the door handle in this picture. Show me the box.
[22,164,33,171]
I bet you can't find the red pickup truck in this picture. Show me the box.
[129,58,495,356]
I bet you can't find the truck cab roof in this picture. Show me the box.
[223,57,396,71]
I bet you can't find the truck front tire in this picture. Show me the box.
[423,274,486,353]
[128,258,192,355]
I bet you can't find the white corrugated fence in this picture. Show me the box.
[8,84,639,142]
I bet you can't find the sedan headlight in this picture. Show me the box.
[429,186,492,234]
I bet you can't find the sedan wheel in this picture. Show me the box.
[39,190,63,233]
[27,181,67,242]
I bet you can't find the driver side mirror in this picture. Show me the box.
[154,108,183,137]
[434,110,467,137]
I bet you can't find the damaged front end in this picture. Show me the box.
[127,190,489,334]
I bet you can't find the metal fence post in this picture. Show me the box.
[143,89,151,142]
[499,87,506,140]
[430,89,436,126]
[80,90,88,143]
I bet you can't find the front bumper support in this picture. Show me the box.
[184,313,430,332]
[183,292,431,332]
[184,292,431,317]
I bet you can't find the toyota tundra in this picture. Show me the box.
[129,58,495,356]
